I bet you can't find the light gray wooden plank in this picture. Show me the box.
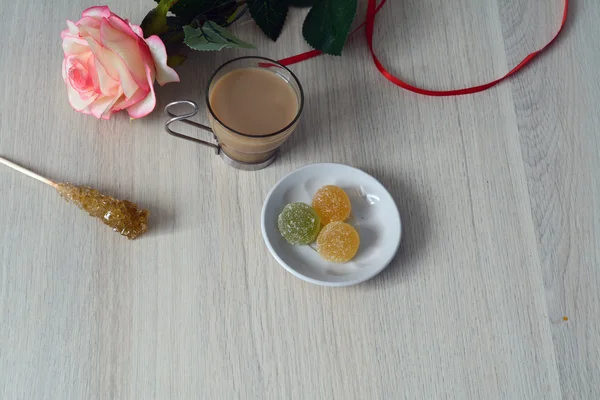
[499,0,600,398]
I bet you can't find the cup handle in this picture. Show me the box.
[164,100,220,154]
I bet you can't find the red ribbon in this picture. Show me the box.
[279,0,569,97]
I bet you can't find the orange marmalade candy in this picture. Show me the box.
[312,185,351,225]
[316,221,360,263]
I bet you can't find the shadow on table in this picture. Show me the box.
[280,80,366,161]
[143,201,176,238]
[152,53,217,115]
[357,169,431,289]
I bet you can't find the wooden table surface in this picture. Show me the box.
[1,0,598,398]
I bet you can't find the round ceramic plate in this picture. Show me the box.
[261,163,402,286]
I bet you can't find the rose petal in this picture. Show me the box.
[67,61,90,91]
[62,36,90,57]
[109,57,141,98]
[94,58,120,96]
[87,96,112,118]
[106,14,140,41]
[107,16,157,78]
[81,5,111,19]
[127,65,156,118]
[64,52,91,69]
[101,88,123,119]
[61,20,80,39]
[64,54,96,98]
[62,59,67,81]
[83,36,118,79]
[67,20,79,35]
[65,80,98,111]
[86,55,100,92]
[144,35,180,85]
[84,36,139,97]
[100,18,149,90]
[112,88,146,112]
[77,16,102,44]
[88,93,121,119]
[128,21,144,38]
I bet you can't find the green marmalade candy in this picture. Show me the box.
[278,202,321,245]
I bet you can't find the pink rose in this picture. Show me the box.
[61,6,179,119]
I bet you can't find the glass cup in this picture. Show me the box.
[164,57,304,170]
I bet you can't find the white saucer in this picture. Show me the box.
[261,163,402,287]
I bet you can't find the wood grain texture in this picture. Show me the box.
[499,0,600,398]
[0,0,598,399]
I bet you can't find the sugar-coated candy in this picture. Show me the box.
[312,185,351,225]
[278,202,321,245]
[316,221,360,263]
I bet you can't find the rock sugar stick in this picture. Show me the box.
[0,156,149,239]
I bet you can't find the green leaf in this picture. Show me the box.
[302,0,357,55]
[246,0,289,41]
[183,21,255,51]
[141,0,180,37]
[225,5,248,26]
[287,0,315,7]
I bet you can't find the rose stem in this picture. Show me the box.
[0,156,58,188]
